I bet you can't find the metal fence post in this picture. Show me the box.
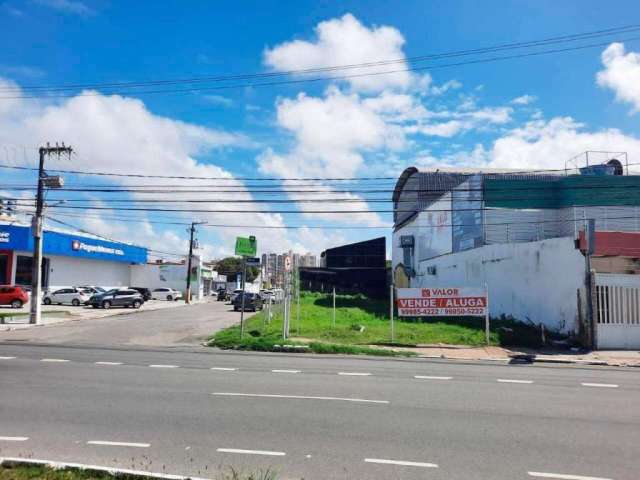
[332,286,336,328]
[390,283,395,343]
[484,282,490,345]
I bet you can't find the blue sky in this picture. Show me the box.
[1,0,640,259]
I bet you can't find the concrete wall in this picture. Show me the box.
[392,237,586,333]
[130,258,204,299]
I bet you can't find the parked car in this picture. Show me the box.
[87,289,144,309]
[0,285,29,308]
[151,287,182,301]
[43,287,91,306]
[232,292,264,312]
[78,285,106,295]
[259,289,274,302]
[229,289,244,303]
[130,287,152,301]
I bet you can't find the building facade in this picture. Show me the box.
[392,165,640,344]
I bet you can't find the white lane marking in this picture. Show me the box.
[338,372,371,376]
[497,379,534,384]
[211,367,237,371]
[217,448,285,457]
[528,471,613,480]
[581,382,618,388]
[364,458,438,468]
[0,356,16,360]
[414,375,452,380]
[148,364,179,368]
[212,392,389,404]
[0,436,29,442]
[271,369,300,373]
[87,440,150,448]
[40,358,69,363]
[95,361,123,365]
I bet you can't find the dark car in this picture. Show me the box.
[0,285,29,308]
[87,289,144,309]
[232,292,263,312]
[216,288,228,301]
[130,287,152,301]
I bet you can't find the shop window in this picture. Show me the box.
[15,255,49,287]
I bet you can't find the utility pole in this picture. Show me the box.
[30,143,69,325]
[185,221,206,304]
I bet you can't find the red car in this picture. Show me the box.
[0,285,29,308]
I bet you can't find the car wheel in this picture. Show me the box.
[124,304,129,308]
[166,295,172,301]
[43,297,51,305]
[71,299,80,306]
[102,300,111,309]
[11,299,23,309]
[133,300,141,309]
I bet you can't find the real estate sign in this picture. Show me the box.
[235,236,257,257]
[396,287,487,317]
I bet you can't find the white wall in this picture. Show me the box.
[130,257,204,299]
[44,253,132,289]
[393,237,586,333]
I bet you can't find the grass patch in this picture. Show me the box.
[209,291,550,354]
[0,464,278,480]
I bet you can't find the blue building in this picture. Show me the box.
[0,222,148,289]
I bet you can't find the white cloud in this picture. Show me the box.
[413,120,465,138]
[511,94,537,105]
[430,79,462,96]
[33,0,94,16]
[201,94,233,107]
[264,13,412,93]
[0,78,332,258]
[597,42,640,113]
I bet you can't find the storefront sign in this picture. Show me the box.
[0,231,9,243]
[396,287,487,317]
[71,239,125,256]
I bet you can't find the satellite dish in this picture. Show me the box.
[607,159,624,175]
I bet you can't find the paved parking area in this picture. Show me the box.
[0,298,239,347]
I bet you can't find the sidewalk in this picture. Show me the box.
[404,343,640,367]
[0,298,205,330]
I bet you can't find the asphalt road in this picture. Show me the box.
[0,299,237,347]
[1,344,639,480]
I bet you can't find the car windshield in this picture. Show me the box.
[102,289,118,295]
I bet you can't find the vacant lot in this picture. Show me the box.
[209,291,543,353]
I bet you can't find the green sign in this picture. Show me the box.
[235,236,257,257]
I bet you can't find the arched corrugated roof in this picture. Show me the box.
[392,167,419,205]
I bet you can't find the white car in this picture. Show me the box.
[43,287,91,306]
[151,288,183,301]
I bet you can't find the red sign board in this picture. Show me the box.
[396,287,488,317]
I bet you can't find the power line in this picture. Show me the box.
[2,24,639,97]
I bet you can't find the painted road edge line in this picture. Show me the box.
[580,382,618,388]
[148,364,179,369]
[95,362,122,365]
[0,356,16,360]
[40,358,69,362]
[528,471,613,480]
[87,440,150,448]
[414,375,452,380]
[0,437,29,442]
[0,457,211,480]
[271,369,300,373]
[364,458,438,468]
[212,392,389,404]
[217,448,285,457]
[338,372,371,376]
[211,367,237,371]
[497,379,534,384]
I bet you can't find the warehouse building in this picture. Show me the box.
[392,160,640,348]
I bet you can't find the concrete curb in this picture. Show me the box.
[0,457,211,480]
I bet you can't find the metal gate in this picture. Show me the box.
[595,273,640,349]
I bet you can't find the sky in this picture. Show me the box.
[1,0,640,260]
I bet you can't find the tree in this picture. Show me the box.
[215,257,259,282]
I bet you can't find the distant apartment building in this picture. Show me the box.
[260,250,317,287]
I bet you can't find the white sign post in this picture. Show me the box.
[396,286,490,345]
